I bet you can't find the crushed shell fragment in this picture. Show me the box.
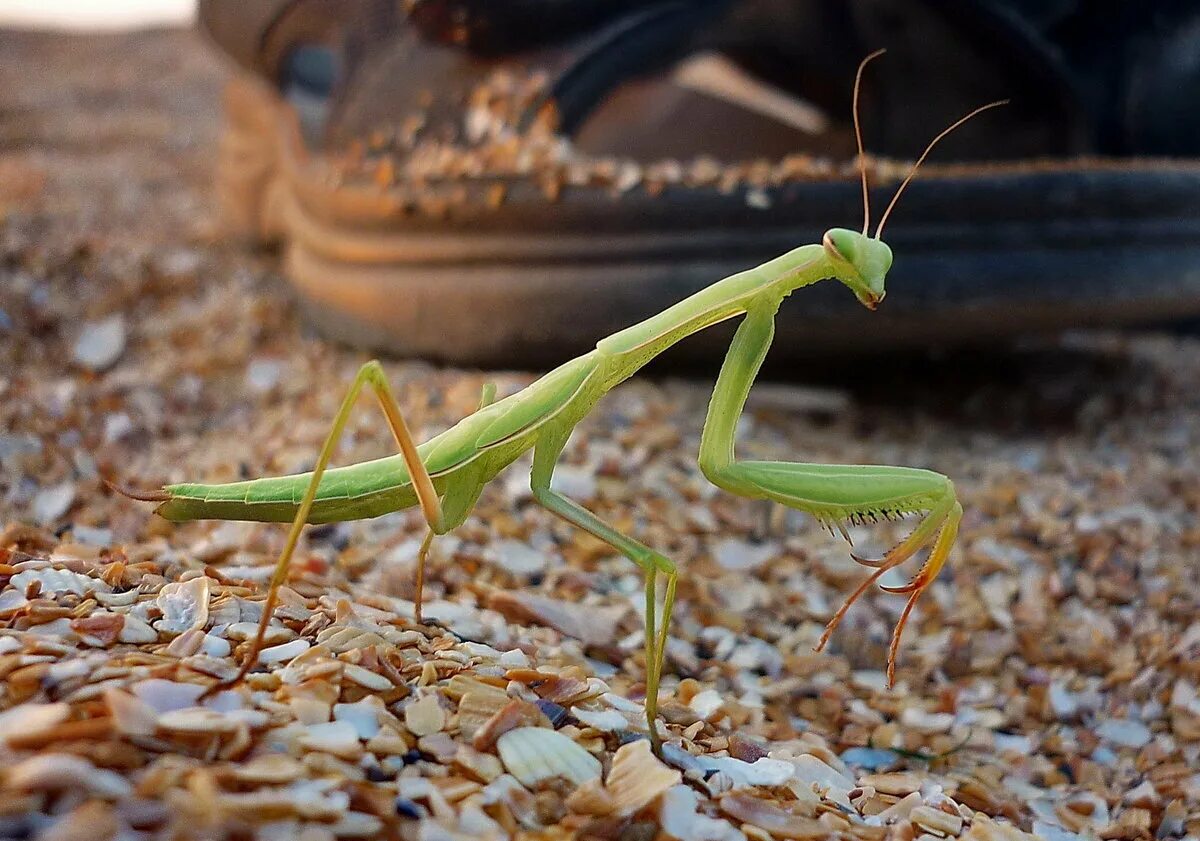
[605,738,681,817]
[495,726,602,788]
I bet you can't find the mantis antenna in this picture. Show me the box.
[853,49,887,235]
[875,99,1009,238]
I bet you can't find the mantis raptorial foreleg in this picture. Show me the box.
[207,361,445,695]
[698,304,962,685]
[531,425,678,750]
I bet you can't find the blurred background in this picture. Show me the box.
[1,9,1199,840]
[0,1,194,30]
[6,0,1200,372]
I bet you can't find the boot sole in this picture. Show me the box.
[218,73,1200,367]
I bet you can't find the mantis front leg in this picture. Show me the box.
[698,302,962,686]
[531,425,677,752]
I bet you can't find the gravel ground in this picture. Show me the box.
[3,26,1200,841]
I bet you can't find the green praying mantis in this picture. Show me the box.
[122,52,1003,750]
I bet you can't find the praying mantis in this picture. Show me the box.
[122,52,1003,750]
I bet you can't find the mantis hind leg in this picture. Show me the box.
[530,424,677,753]
[697,302,963,685]
[203,360,445,697]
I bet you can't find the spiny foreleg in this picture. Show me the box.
[697,303,963,685]
[813,488,962,684]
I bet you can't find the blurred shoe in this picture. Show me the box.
[198,0,1200,367]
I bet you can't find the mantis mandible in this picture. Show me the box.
[123,52,1003,750]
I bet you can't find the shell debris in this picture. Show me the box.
[604,738,681,817]
[3,30,1198,837]
[495,727,602,788]
[404,692,447,737]
[154,576,212,633]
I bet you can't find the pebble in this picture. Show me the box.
[156,248,202,278]
[687,505,718,532]
[130,679,206,713]
[343,662,393,691]
[11,567,109,597]
[0,590,28,617]
[1096,718,1152,748]
[245,358,284,394]
[850,670,890,693]
[571,707,628,732]
[487,590,625,647]
[0,703,70,745]
[791,754,856,800]
[658,785,745,841]
[103,412,134,442]
[70,524,113,545]
[689,688,725,720]
[498,648,531,668]
[711,538,778,571]
[32,482,76,524]
[299,721,364,759]
[328,812,385,838]
[9,753,132,798]
[900,707,956,734]
[155,576,211,633]
[859,772,922,796]
[334,698,383,740]
[72,315,126,372]
[256,639,311,664]
[231,755,305,785]
[199,633,231,657]
[104,688,158,736]
[994,732,1033,754]
[550,464,597,500]
[694,754,797,788]
[1048,682,1080,718]
[225,621,295,643]
[0,433,42,461]
[487,539,549,577]
[157,708,244,733]
[875,791,924,823]
[1033,822,1088,841]
[118,614,158,644]
[405,693,446,737]
[840,747,899,771]
[1122,780,1160,808]
[910,805,964,836]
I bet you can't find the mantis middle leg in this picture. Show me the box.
[697,303,962,686]
[531,424,677,752]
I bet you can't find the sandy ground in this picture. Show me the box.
[2,26,1199,841]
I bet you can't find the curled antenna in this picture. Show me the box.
[875,99,1009,238]
[853,49,886,235]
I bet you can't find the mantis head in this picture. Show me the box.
[823,228,891,310]
[831,50,1006,312]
